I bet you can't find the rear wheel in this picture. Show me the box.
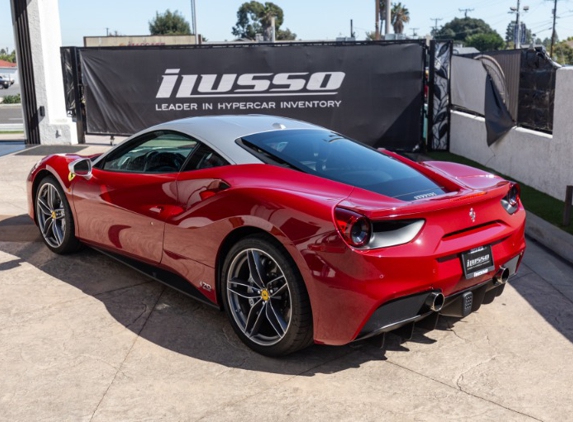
[222,235,313,356]
[35,176,82,254]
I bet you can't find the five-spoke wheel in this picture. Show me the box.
[222,235,313,356]
[35,177,81,254]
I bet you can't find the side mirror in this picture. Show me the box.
[68,158,92,180]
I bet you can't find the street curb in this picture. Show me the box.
[0,134,25,141]
[526,211,573,266]
[0,124,24,131]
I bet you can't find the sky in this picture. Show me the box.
[2,0,573,52]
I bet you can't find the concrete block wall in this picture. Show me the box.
[450,67,573,201]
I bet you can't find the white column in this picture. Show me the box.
[26,0,77,144]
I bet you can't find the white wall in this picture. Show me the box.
[11,0,77,144]
[450,67,573,201]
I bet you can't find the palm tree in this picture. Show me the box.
[392,3,410,34]
[378,0,386,22]
[378,0,390,30]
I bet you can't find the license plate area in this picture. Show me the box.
[461,245,494,279]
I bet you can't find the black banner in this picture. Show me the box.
[80,42,425,150]
[428,40,452,151]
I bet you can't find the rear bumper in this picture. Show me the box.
[355,254,519,341]
[298,213,526,346]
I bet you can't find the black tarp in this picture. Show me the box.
[451,55,515,146]
[79,42,425,150]
[428,40,453,151]
[461,47,557,133]
[518,48,557,133]
[484,73,514,146]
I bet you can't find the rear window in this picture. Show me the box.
[241,129,446,201]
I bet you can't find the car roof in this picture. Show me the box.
[152,115,325,165]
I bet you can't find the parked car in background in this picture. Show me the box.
[0,74,15,89]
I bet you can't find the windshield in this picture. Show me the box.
[241,129,446,201]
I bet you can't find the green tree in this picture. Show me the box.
[0,49,16,63]
[377,2,411,34]
[552,41,573,64]
[232,1,295,41]
[378,0,388,29]
[465,33,505,51]
[391,3,410,34]
[149,9,191,35]
[276,27,297,41]
[505,21,532,46]
[434,17,499,43]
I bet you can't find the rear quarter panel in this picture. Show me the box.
[161,164,355,305]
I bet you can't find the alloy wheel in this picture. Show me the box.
[36,182,67,249]
[226,248,292,347]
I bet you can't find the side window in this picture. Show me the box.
[100,131,198,173]
[183,143,229,171]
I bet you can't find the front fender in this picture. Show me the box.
[27,154,86,223]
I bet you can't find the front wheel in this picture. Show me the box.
[35,176,82,254]
[222,235,313,357]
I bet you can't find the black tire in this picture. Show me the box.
[221,234,313,357]
[35,176,82,254]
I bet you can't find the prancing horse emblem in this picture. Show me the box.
[469,208,476,223]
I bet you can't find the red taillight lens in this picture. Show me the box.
[501,182,520,214]
[334,207,372,248]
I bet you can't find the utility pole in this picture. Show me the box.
[375,0,380,40]
[515,0,521,48]
[410,28,419,38]
[550,0,558,57]
[270,16,276,42]
[190,0,198,44]
[509,0,523,49]
[385,0,391,35]
[430,18,442,32]
[458,8,474,18]
[509,1,529,49]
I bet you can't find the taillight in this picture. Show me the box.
[334,208,425,249]
[501,183,520,215]
[334,207,372,248]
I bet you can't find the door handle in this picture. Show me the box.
[149,206,163,213]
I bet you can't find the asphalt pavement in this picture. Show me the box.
[1,143,573,421]
[0,100,24,131]
[0,82,21,98]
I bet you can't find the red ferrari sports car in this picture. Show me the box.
[27,115,526,356]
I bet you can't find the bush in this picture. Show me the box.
[2,94,21,104]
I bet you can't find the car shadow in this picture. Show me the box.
[505,238,573,345]
[0,214,507,375]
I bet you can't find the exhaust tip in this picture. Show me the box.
[425,292,444,312]
[495,267,510,284]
